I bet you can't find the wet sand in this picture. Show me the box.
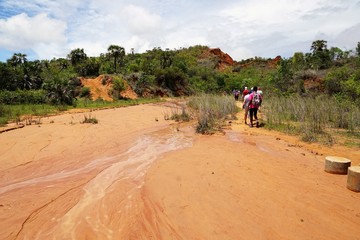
[0,101,359,239]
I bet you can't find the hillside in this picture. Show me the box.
[80,75,138,101]
[79,48,282,100]
[0,41,359,107]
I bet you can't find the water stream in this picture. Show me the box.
[17,126,194,239]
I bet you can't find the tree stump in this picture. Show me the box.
[347,166,360,192]
[324,156,351,174]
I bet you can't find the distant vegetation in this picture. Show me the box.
[0,40,359,144]
[1,41,359,102]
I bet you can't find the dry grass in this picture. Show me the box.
[188,94,238,134]
[263,94,360,145]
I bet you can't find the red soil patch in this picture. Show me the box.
[80,75,138,101]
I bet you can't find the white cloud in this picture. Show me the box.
[121,5,162,36]
[0,13,67,55]
[0,0,359,61]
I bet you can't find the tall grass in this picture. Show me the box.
[0,104,61,126]
[188,94,238,134]
[264,94,360,144]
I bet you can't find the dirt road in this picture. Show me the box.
[0,102,359,239]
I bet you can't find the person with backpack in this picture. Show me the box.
[248,86,262,127]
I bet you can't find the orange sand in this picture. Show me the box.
[0,101,359,240]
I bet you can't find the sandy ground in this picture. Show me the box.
[0,101,359,240]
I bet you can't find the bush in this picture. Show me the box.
[80,87,91,98]
[169,106,192,122]
[188,94,238,134]
[113,76,125,91]
[0,90,46,104]
[82,114,98,124]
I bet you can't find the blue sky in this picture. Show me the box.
[0,0,359,62]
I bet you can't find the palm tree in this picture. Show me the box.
[6,53,31,89]
[7,53,27,67]
[107,45,125,73]
[43,75,75,105]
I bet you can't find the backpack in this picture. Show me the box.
[235,91,240,97]
[252,93,261,107]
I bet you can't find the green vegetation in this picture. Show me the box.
[80,87,91,98]
[1,40,360,145]
[0,104,62,126]
[264,95,360,145]
[111,76,126,99]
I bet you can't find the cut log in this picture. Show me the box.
[347,166,360,192]
[324,156,351,174]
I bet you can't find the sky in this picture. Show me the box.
[0,0,359,62]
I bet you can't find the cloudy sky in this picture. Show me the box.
[0,0,359,62]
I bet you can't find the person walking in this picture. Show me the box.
[243,91,251,124]
[248,86,262,127]
[234,90,240,101]
[242,87,249,100]
[257,87,263,111]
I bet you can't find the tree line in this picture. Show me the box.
[0,40,359,105]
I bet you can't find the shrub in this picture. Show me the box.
[0,90,46,104]
[113,76,125,91]
[80,87,91,98]
[169,106,192,122]
[188,94,238,134]
[263,94,360,144]
[82,114,98,124]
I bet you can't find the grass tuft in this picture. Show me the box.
[188,94,238,134]
[81,114,98,124]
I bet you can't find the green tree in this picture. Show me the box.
[67,48,88,66]
[271,59,294,93]
[41,66,77,105]
[107,45,125,73]
[6,53,33,90]
[7,53,27,67]
[75,57,100,76]
[160,49,174,69]
[25,60,44,89]
[292,52,306,71]
[310,40,331,69]
[0,62,20,90]
[155,67,189,96]
[329,47,344,61]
